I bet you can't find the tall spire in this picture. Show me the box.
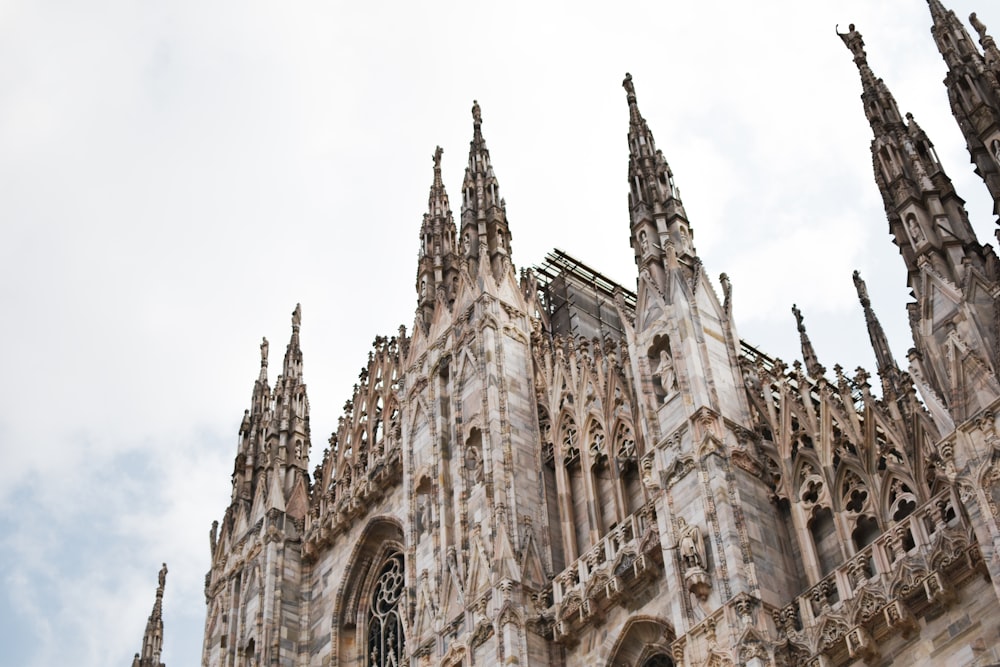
[842,21,1000,422]
[926,2,1000,216]
[791,304,825,379]
[132,563,167,667]
[839,23,981,296]
[232,336,272,503]
[460,101,513,281]
[274,304,310,474]
[416,147,460,331]
[853,271,905,399]
[623,73,695,292]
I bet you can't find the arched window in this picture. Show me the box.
[368,551,405,667]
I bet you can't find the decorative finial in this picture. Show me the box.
[792,304,805,332]
[837,23,867,62]
[971,12,988,41]
[260,337,269,366]
[292,303,302,330]
[433,145,443,169]
[852,270,870,305]
[472,100,482,126]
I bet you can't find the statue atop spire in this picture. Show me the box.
[433,145,443,183]
[416,143,460,331]
[132,563,168,667]
[623,73,695,290]
[792,304,825,379]
[460,99,514,281]
[838,24,866,63]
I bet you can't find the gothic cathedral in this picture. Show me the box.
[142,3,1000,665]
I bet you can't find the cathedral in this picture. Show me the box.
[133,2,1000,665]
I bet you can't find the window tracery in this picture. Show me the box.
[562,420,580,468]
[367,551,405,667]
[588,420,607,467]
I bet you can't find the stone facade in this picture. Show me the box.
[195,3,1000,665]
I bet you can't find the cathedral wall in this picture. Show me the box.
[557,583,674,665]
[305,485,406,667]
[731,468,804,608]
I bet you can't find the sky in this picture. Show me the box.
[0,1,997,665]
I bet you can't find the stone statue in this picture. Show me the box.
[466,445,484,484]
[907,216,924,244]
[992,139,1000,166]
[158,562,168,589]
[623,72,635,97]
[971,12,988,40]
[678,519,705,570]
[260,337,269,365]
[292,303,302,329]
[839,24,867,61]
[658,349,676,396]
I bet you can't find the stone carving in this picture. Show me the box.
[677,518,711,600]
[658,349,676,399]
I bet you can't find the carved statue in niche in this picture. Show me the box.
[992,139,1000,166]
[465,445,484,484]
[639,230,650,255]
[658,349,676,400]
[415,492,434,537]
[677,517,711,600]
[907,216,924,244]
[677,518,705,570]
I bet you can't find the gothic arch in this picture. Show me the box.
[605,615,675,667]
[333,516,407,667]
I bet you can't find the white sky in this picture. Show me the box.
[0,1,996,665]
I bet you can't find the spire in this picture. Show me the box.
[282,304,303,381]
[232,336,272,503]
[460,101,513,281]
[843,21,1000,422]
[274,303,310,472]
[416,147,460,331]
[853,270,906,399]
[839,23,981,295]
[926,2,1000,216]
[838,24,905,135]
[791,304,825,379]
[133,563,167,667]
[623,73,695,290]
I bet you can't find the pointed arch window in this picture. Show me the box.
[368,550,405,667]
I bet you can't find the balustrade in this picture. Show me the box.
[549,502,660,641]
[775,486,977,663]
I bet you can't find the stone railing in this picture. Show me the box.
[773,487,980,665]
[550,502,661,643]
